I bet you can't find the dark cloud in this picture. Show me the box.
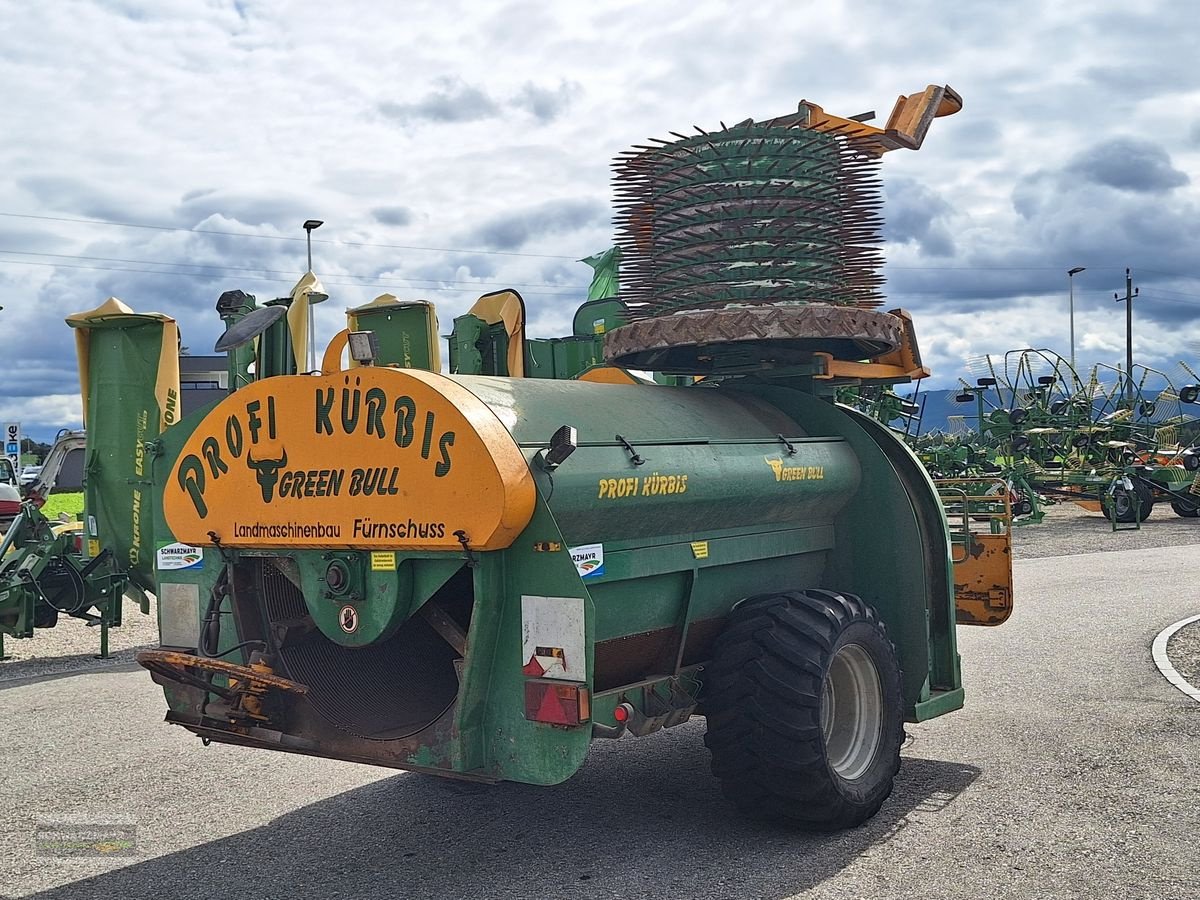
[379,78,500,124]
[16,175,135,221]
[0,223,74,253]
[936,118,1004,161]
[371,205,414,227]
[534,261,580,286]
[0,362,79,399]
[403,253,501,284]
[378,77,580,127]
[872,132,1200,367]
[1083,61,1200,95]
[512,80,580,123]
[459,198,605,251]
[1004,140,1197,299]
[1066,137,1189,194]
[883,178,956,258]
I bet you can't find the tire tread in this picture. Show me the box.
[703,589,903,831]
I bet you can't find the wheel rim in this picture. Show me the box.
[1113,488,1132,516]
[820,643,884,781]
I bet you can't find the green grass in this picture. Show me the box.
[41,492,84,521]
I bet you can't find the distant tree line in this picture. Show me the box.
[20,437,50,465]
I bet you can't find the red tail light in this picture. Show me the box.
[524,680,590,726]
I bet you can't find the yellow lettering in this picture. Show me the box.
[764,456,827,484]
[599,472,694,499]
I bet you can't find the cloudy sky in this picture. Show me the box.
[3,0,1199,441]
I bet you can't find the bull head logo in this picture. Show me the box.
[764,456,784,481]
[246,447,288,502]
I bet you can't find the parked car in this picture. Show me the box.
[19,466,41,487]
[0,458,20,530]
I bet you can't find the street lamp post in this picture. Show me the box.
[303,219,324,372]
[1113,268,1138,404]
[1067,266,1085,372]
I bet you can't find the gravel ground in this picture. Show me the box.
[1166,621,1200,685]
[0,595,158,683]
[1011,498,1200,559]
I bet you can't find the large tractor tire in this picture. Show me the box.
[703,589,903,830]
[1102,481,1155,523]
[1170,497,1200,518]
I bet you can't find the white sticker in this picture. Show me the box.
[521,595,586,681]
[160,582,201,647]
[156,542,204,571]
[88,515,98,536]
[569,543,604,580]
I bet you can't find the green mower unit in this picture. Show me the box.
[0,298,175,657]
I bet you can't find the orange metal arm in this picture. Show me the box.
[764,84,962,155]
[813,309,931,383]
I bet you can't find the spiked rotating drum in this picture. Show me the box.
[606,111,894,373]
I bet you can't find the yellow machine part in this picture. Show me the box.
[284,271,326,371]
[575,365,649,385]
[951,532,1014,626]
[465,290,526,377]
[65,297,181,433]
[813,309,930,384]
[935,479,1014,626]
[163,365,537,552]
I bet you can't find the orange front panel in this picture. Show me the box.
[164,368,536,551]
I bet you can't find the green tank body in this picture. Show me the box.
[454,376,861,542]
[132,356,963,798]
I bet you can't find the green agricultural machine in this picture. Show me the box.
[0,301,172,658]
[949,349,1200,528]
[28,83,1010,831]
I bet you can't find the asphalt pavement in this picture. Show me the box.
[1,541,1198,899]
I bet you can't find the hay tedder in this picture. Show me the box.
[941,350,1200,528]
[8,85,1017,830]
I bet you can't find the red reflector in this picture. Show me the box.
[613,703,630,723]
[524,680,589,726]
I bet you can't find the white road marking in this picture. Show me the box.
[1152,613,1200,703]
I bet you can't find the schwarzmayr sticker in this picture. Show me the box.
[569,543,604,580]
[156,542,204,571]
